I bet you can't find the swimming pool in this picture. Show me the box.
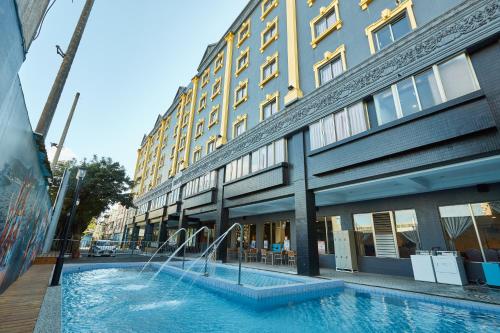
[62,264,500,333]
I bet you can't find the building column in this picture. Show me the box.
[256,223,264,249]
[214,169,230,261]
[159,219,168,243]
[218,32,235,147]
[139,137,152,194]
[170,95,187,176]
[292,132,319,276]
[284,0,303,106]
[183,77,200,168]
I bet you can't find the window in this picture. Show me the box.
[309,101,369,150]
[211,77,222,99]
[206,136,217,154]
[195,119,204,139]
[208,105,219,128]
[260,92,279,121]
[201,68,210,87]
[261,0,278,21]
[184,171,218,197]
[198,93,207,112]
[151,194,167,210]
[260,17,278,52]
[310,0,342,48]
[439,202,500,262]
[237,19,250,48]
[374,54,479,126]
[179,135,186,151]
[313,44,345,87]
[250,138,286,173]
[316,216,342,254]
[233,80,249,108]
[182,113,190,127]
[354,210,420,258]
[214,51,224,73]
[185,89,192,105]
[374,14,411,52]
[225,155,249,182]
[365,0,417,54]
[192,147,202,163]
[173,124,178,138]
[260,53,278,87]
[235,47,250,77]
[232,114,247,138]
[167,187,180,206]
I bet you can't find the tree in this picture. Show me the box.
[51,156,133,257]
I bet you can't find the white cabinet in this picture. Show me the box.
[410,254,436,282]
[432,253,468,285]
[334,230,358,272]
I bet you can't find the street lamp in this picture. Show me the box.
[51,168,87,286]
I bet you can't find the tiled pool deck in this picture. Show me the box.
[228,261,500,306]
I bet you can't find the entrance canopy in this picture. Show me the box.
[315,155,500,206]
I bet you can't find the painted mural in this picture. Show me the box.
[0,77,52,294]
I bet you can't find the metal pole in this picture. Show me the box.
[50,173,85,286]
[52,92,80,165]
[35,0,94,138]
[238,224,243,285]
[467,204,487,262]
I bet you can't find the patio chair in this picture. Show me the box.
[260,249,268,264]
[248,248,258,262]
[287,250,296,267]
[273,251,283,265]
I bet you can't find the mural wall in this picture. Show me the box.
[0,0,52,294]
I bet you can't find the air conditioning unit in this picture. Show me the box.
[334,230,358,272]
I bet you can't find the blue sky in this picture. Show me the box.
[20,0,248,177]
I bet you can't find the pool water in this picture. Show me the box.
[62,268,500,333]
[167,261,301,287]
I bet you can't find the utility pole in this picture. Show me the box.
[52,92,80,166]
[35,0,94,139]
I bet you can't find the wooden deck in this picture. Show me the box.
[0,264,54,333]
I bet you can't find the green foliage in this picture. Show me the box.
[51,156,134,238]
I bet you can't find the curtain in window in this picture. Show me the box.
[401,228,420,249]
[320,65,333,85]
[489,202,500,214]
[441,216,473,250]
[267,143,275,167]
[315,19,327,37]
[259,146,267,170]
[323,115,336,146]
[225,164,232,182]
[348,102,368,135]
[309,121,323,150]
[251,151,259,173]
[275,139,285,163]
[334,110,350,141]
[331,58,343,78]
[242,155,250,176]
[210,171,217,187]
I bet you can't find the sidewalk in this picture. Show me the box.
[0,264,54,333]
[320,268,500,306]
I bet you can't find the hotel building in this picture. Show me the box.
[127,0,500,280]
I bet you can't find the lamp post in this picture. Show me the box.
[51,168,87,286]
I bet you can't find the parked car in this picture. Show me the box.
[88,240,116,257]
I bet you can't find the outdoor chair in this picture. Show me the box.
[273,251,283,265]
[260,249,268,264]
[287,250,296,267]
[247,248,258,262]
